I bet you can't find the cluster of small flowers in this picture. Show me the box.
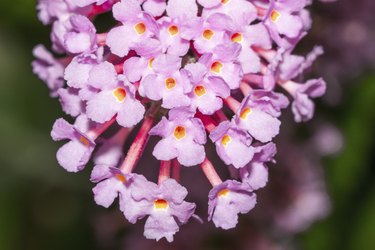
[32,0,326,242]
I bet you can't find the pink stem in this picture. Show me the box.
[133,81,140,91]
[119,105,158,173]
[239,81,253,96]
[201,158,222,186]
[158,161,171,184]
[114,63,124,74]
[87,116,116,140]
[214,110,228,122]
[171,159,181,182]
[113,127,133,144]
[88,0,119,18]
[254,5,268,18]
[58,56,73,67]
[190,40,202,58]
[224,96,241,113]
[195,112,217,133]
[260,63,269,76]
[279,80,298,96]
[254,47,276,62]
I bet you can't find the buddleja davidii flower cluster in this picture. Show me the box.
[32,0,326,242]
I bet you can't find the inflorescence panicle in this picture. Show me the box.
[33,0,327,242]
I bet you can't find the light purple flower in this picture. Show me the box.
[264,0,309,49]
[74,0,111,8]
[208,180,256,229]
[228,23,272,74]
[275,186,331,233]
[202,0,257,27]
[197,0,221,9]
[142,0,167,17]
[125,178,196,242]
[282,78,327,122]
[90,165,147,209]
[234,94,281,143]
[139,54,192,109]
[149,108,206,166]
[123,55,156,83]
[32,44,65,97]
[106,0,161,57]
[63,15,97,54]
[51,116,96,172]
[157,16,190,56]
[57,87,84,117]
[36,0,77,25]
[240,142,276,190]
[191,14,230,54]
[278,46,324,81]
[242,90,289,118]
[184,62,230,115]
[199,43,243,89]
[64,47,103,89]
[86,62,145,127]
[166,0,198,20]
[209,121,255,168]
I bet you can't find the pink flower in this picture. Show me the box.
[34,0,329,241]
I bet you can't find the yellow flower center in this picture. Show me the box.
[134,22,146,35]
[203,29,215,40]
[165,77,177,89]
[168,25,179,36]
[194,85,206,97]
[270,10,281,22]
[221,134,231,147]
[115,174,127,183]
[218,189,230,197]
[154,199,168,209]
[79,136,90,147]
[240,107,252,120]
[148,58,154,69]
[113,87,127,102]
[210,61,223,74]
[174,126,186,140]
[231,32,243,43]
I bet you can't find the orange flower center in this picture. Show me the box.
[168,25,179,36]
[134,22,146,35]
[113,87,127,102]
[194,85,206,97]
[231,32,243,43]
[154,199,168,209]
[203,29,214,40]
[165,77,177,89]
[240,107,252,120]
[79,136,90,147]
[115,174,127,183]
[270,10,281,22]
[210,61,223,74]
[174,126,186,140]
[221,134,231,146]
[218,188,230,197]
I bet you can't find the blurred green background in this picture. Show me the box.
[0,1,374,249]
